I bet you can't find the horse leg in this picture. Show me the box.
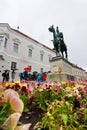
[56,51,58,56]
[61,51,64,58]
[65,51,68,59]
[57,43,61,56]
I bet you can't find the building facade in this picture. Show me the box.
[0,23,55,81]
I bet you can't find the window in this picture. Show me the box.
[4,38,7,48]
[40,68,43,73]
[40,50,44,61]
[0,36,8,48]
[13,43,19,53]
[28,66,32,72]
[28,49,32,57]
[48,55,52,61]
[40,53,43,61]
[11,62,17,70]
[0,36,4,47]
[67,75,75,81]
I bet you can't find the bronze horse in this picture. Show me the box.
[48,25,68,59]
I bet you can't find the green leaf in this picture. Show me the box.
[62,113,68,125]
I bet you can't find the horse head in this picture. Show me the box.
[48,25,55,33]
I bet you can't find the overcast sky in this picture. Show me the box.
[0,0,87,71]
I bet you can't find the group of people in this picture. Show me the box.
[19,71,29,81]
[19,71,47,82]
[2,70,16,82]
[37,72,47,82]
[2,69,47,82]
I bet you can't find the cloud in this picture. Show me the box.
[0,0,87,70]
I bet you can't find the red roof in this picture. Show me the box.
[11,28,55,52]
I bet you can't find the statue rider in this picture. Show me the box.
[56,27,64,56]
[56,27,61,56]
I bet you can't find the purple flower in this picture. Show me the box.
[77,109,84,122]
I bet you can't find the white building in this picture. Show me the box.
[0,23,55,81]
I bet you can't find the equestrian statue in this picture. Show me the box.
[48,25,68,59]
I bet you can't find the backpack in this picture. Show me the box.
[2,72,5,77]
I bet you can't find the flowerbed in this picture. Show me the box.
[0,80,87,130]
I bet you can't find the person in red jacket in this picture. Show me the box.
[42,72,47,82]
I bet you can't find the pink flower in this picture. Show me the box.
[55,85,60,92]
[3,89,19,102]
[3,89,24,113]
[10,96,24,113]
[2,112,21,130]
[76,94,82,101]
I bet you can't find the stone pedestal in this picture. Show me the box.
[47,56,75,82]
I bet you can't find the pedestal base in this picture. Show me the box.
[47,57,75,82]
